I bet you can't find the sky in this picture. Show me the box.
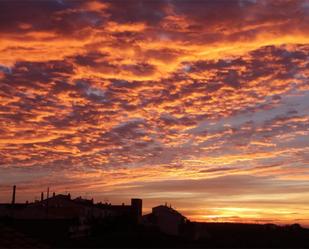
[0,0,309,227]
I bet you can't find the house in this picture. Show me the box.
[143,204,189,236]
[96,198,143,223]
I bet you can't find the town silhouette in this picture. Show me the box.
[0,185,308,248]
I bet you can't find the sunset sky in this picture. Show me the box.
[0,0,309,227]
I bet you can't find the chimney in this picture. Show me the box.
[47,187,49,199]
[12,185,16,205]
[53,192,55,197]
[41,192,44,202]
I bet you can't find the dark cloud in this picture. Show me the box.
[2,60,73,87]
[74,51,109,67]
[0,1,80,33]
[106,0,167,25]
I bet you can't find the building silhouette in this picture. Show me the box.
[143,204,189,235]
[1,185,309,248]
[0,186,143,238]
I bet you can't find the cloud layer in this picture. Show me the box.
[0,0,309,226]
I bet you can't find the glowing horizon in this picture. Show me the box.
[0,0,309,227]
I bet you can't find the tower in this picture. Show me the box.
[131,198,142,221]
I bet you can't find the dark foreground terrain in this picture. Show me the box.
[1,218,309,248]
